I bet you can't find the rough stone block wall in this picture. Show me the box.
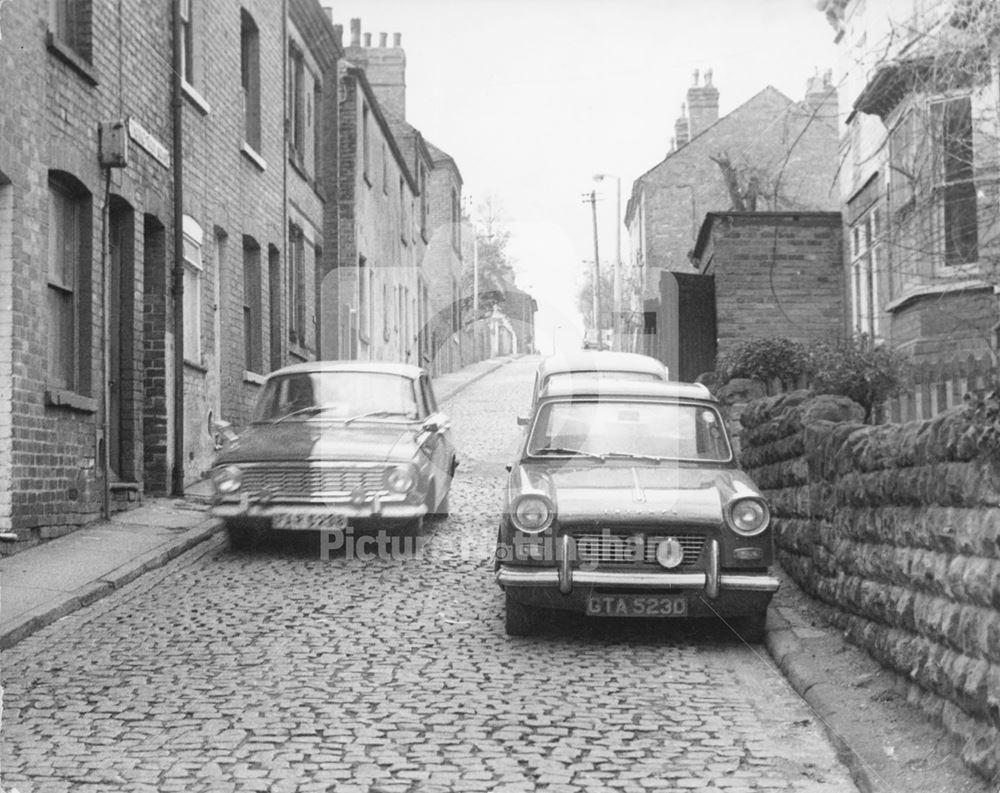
[736,390,1000,782]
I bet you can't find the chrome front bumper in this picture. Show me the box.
[495,536,780,597]
[211,495,426,522]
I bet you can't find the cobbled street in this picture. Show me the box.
[0,356,858,793]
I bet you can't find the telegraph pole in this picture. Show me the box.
[584,190,602,349]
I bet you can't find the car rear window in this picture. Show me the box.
[527,399,731,462]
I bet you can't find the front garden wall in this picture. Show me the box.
[735,389,1000,782]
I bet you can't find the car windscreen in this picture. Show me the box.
[527,399,732,462]
[252,371,419,422]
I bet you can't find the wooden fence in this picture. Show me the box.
[884,352,997,423]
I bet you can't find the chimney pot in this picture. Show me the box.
[379,32,387,47]
[393,33,402,47]
[350,18,361,47]
[364,32,371,46]
[333,23,343,48]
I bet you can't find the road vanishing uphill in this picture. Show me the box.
[1,355,858,793]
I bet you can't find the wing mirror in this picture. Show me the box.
[211,419,238,450]
[422,414,449,434]
[516,415,530,426]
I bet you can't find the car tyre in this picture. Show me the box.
[735,610,768,643]
[504,592,538,637]
[226,518,265,551]
[425,483,450,521]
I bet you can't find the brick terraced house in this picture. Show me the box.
[0,2,489,552]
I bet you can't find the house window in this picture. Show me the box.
[313,84,323,180]
[359,257,371,344]
[399,176,407,244]
[240,11,261,152]
[419,164,427,237]
[383,282,391,341]
[382,143,389,194]
[934,96,978,266]
[888,111,916,213]
[362,102,371,183]
[47,176,91,393]
[289,43,305,163]
[182,216,203,363]
[243,236,262,373]
[850,206,882,340]
[179,0,194,85]
[50,0,91,61]
[288,224,306,346]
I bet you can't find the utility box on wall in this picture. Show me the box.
[99,120,129,168]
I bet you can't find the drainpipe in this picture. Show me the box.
[171,0,185,496]
[100,169,111,518]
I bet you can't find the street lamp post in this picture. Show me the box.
[586,190,602,349]
[594,173,621,351]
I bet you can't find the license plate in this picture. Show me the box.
[586,595,688,617]
[272,513,348,531]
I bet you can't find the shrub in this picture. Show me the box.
[807,335,911,423]
[714,337,810,392]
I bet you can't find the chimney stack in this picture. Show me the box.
[804,68,838,123]
[344,19,408,121]
[674,103,690,149]
[686,67,719,138]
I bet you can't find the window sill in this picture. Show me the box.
[182,80,211,115]
[45,32,98,86]
[241,142,267,172]
[242,370,266,386]
[886,278,991,313]
[45,388,97,413]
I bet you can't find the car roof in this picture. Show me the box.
[538,377,715,402]
[536,351,667,379]
[263,360,426,380]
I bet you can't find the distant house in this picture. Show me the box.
[339,23,466,376]
[625,71,841,371]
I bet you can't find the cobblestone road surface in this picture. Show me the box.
[0,355,858,792]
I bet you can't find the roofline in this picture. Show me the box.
[345,65,419,195]
[626,85,803,224]
[692,210,843,259]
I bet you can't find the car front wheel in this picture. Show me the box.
[734,610,768,643]
[225,518,266,551]
[504,592,538,637]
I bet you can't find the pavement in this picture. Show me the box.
[0,351,992,793]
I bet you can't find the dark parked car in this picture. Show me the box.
[495,377,778,638]
[209,362,457,548]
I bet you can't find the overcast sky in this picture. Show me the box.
[328,0,840,353]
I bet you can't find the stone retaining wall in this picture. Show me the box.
[731,387,1000,782]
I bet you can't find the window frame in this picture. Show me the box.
[182,216,204,364]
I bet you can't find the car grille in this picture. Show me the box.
[240,465,385,498]
[572,532,705,567]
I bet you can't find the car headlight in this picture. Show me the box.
[726,498,770,536]
[510,495,555,534]
[384,464,416,494]
[212,465,243,495]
